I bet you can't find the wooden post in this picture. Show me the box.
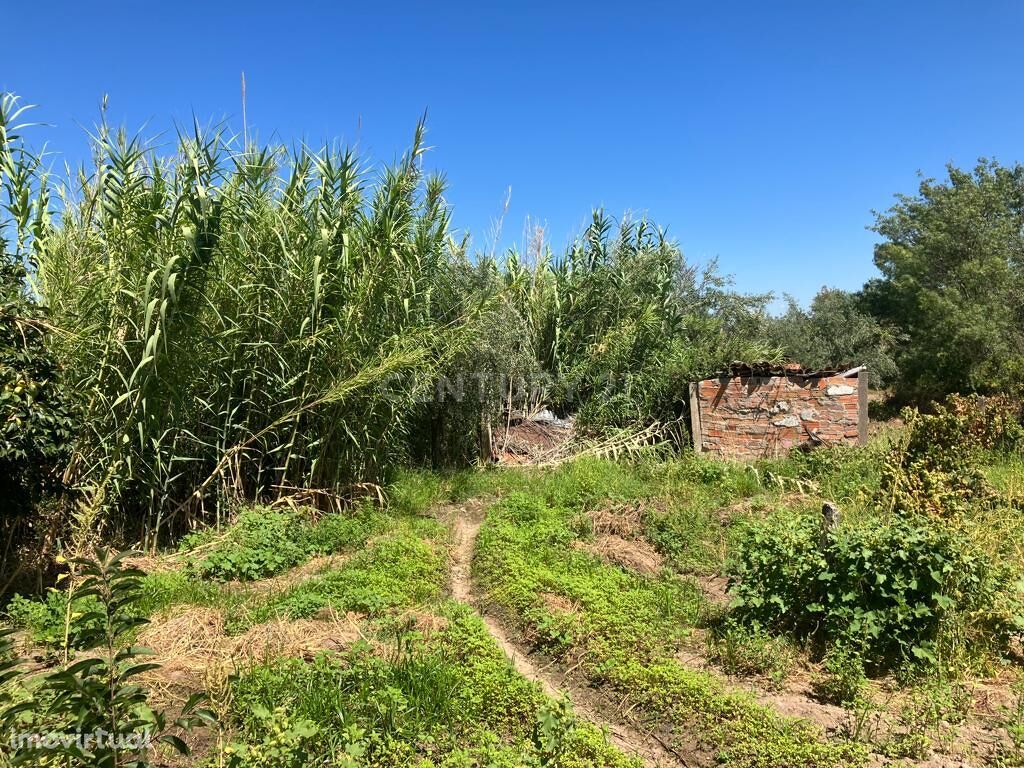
[820,502,841,551]
[689,381,703,453]
[479,414,493,464]
[857,370,869,446]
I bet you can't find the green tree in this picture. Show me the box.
[503,212,779,436]
[765,288,897,381]
[864,160,1024,405]
[1,94,75,593]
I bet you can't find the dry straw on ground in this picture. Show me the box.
[575,504,664,576]
[137,607,364,697]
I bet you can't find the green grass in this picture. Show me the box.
[131,503,390,621]
[11,444,1022,766]
[136,515,447,636]
[473,487,866,767]
[232,517,448,632]
[226,604,641,767]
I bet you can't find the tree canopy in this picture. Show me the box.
[864,160,1024,405]
[764,288,897,380]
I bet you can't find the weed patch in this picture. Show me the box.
[5,589,104,649]
[230,518,447,632]
[224,604,640,766]
[475,491,864,767]
[707,620,796,689]
[186,505,384,582]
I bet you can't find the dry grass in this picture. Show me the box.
[396,609,450,640]
[574,533,664,576]
[587,503,646,538]
[137,607,365,699]
[539,592,579,616]
[577,503,664,576]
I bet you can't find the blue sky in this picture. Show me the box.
[4,0,1023,305]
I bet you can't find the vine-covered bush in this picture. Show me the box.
[879,394,1023,518]
[729,513,1024,669]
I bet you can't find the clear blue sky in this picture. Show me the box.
[4,1,1023,305]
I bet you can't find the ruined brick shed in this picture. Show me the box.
[689,363,868,460]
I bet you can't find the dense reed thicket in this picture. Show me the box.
[501,214,778,434]
[38,116,477,548]
[0,94,774,575]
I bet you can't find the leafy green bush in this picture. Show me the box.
[729,512,1024,669]
[763,288,898,383]
[5,589,104,649]
[221,706,321,768]
[723,397,1024,673]
[0,255,75,505]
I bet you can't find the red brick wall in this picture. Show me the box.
[694,374,866,460]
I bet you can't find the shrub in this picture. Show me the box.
[0,254,75,508]
[5,588,105,649]
[729,512,1024,669]
[221,706,320,768]
[879,395,1023,519]
[2,549,213,767]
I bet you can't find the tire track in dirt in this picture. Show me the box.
[445,503,691,768]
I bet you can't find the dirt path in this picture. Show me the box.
[446,503,692,768]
